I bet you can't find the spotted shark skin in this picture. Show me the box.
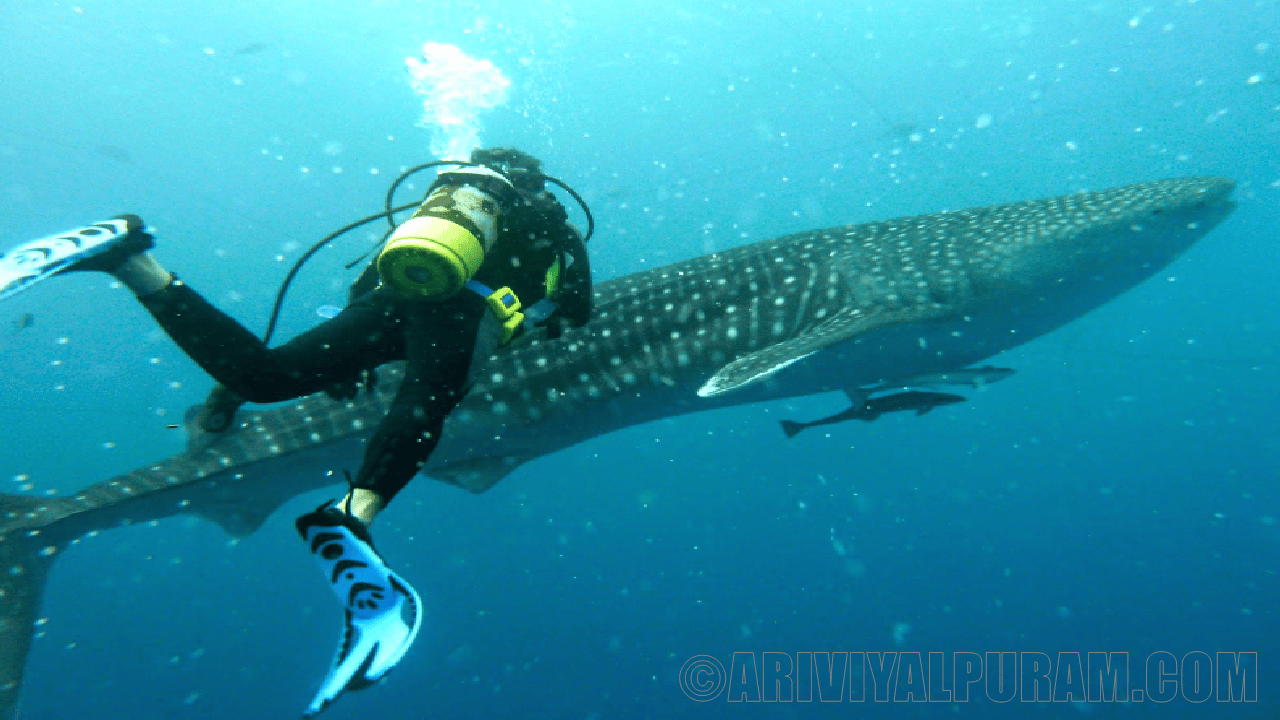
[0,177,1236,718]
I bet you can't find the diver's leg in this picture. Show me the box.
[293,298,484,715]
[56,214,406,404]
[134,278,407,403]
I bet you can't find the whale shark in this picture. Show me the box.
[0,176,1236,718]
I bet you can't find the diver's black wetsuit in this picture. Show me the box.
[138,190,590,503]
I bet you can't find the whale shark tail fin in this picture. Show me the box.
[779,420,807,438]
[0,493,81,720]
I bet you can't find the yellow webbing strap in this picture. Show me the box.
[469,282,524,346]
[544,257,562,298]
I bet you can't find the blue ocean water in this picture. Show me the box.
[1,0,1277,718]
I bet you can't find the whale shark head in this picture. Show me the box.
[953,176,1236,309]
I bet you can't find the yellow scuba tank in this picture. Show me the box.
[376,166,520,300]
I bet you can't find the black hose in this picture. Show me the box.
[262,201,420,344]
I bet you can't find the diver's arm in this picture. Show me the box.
[552,227,593,328]
[348,302,482,517]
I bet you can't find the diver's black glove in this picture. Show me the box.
[534,309,565,339]
[537,274,592,339]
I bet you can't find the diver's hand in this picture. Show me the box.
[535,292,590,339]
[323,368,378,401]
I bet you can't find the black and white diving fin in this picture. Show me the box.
[297,505,423,718]
[0,217,137,300]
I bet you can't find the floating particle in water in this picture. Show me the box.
[974,113,993,129]
[234,42,269,56]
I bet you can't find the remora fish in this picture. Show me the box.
[0,177,1236,718]
[778,365,1013,437]
[779,390,968,438]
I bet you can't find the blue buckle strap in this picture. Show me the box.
[465,280,524,345]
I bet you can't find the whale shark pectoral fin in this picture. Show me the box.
[695,348,817,398]
[696,311,889,398]
[425,455,529,494]
[190,501,285,540]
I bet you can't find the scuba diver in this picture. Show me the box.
[33,147,593,715]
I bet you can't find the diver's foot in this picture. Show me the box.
[0,215,156,301]
[61,214,155,273]
[296,502,422,717]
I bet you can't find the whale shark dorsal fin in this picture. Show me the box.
[696,310,889,397]
[842,387,872,406]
